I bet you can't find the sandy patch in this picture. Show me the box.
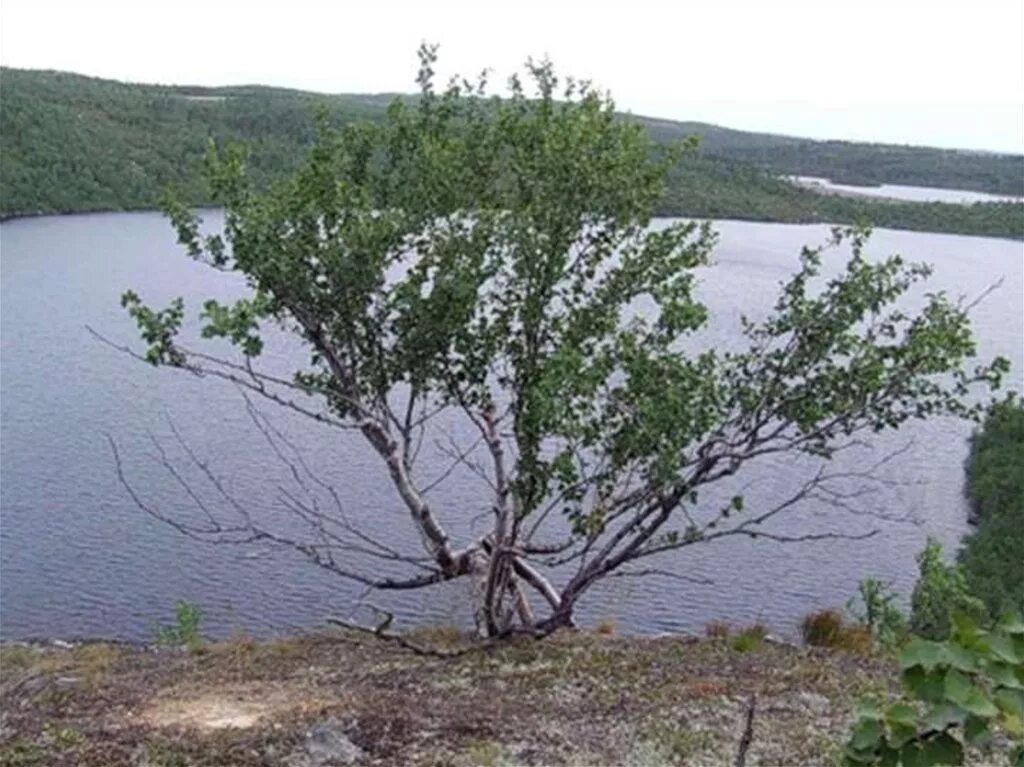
[141,683,327,731]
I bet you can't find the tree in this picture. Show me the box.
[112,46,1009,639]
[960,396,1024,620]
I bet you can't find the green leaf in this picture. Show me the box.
[879,746,900,767]
[999,611,1024,636]
[900,742,928,767]
[986,661,1024,690]
[885,702,919,727]
[887,721,919,749]
[924,703,967,731]
[920,732,963,765]
[905,666,947,704]
[844,745,881,765]
[901,638,947,671]
[962,714,990,745]
[995,688,1024,719]
[856,697,885,721]
[942,644,978,673]
[944,669,999,718]
[986,634,1024,664]
[850,718,885,750]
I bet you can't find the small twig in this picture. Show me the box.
[325,607,554,659]
[326,616,486,658]
[735,693,757,767]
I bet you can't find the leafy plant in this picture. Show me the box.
[155,600,203,650]
[849,578,909,651]
[842,612,1024,766]
[911,540,987,641]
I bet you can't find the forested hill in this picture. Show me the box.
[2,68,1023,239]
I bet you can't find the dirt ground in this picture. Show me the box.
[0,628,900,766]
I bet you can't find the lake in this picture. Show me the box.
[788,176,1024,204]
[1,211,1021,642]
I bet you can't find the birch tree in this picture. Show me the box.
[114,47,1009,638]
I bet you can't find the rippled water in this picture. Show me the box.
[1,211,1021,641]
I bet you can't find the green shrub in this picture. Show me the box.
[155,600,204,650]
[849,578,909,651]
[842,611,1024,766]
[910,539,987,641]
[732,624,768,653]
[960,397,1024,621]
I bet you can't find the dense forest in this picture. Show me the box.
[2,68,1023,239]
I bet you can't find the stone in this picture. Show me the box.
[795,691,832,716]
[286,718,365,766]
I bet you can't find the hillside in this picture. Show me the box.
[1,68,1023,239]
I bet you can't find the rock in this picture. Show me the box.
[795,691,832,716]
[0,712,15,743]
[54,675,82,690]
[286,718,365,766]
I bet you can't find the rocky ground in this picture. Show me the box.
[0,628,903,766]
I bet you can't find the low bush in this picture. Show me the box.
[910,539,987,641]
[848,578,909,651]
[155,600,204,650]
[842,611,1024,766]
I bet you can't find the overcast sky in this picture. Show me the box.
[2,0,1022,152]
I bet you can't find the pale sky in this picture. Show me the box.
[2,0,1023,152]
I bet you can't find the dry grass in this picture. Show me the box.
[593,618,617,636]
[801,610,874,654]
[704,620,731,638]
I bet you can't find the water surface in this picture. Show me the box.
[1,212,1021,640]
[788,175,1024,204]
